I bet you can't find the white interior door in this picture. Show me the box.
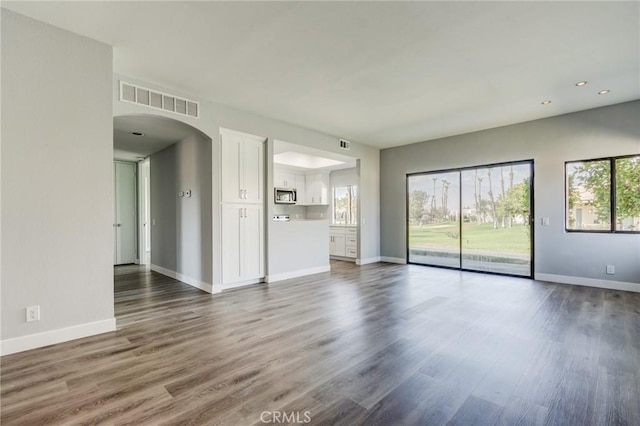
[114,162,137,265]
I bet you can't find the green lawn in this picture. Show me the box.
[409,222,530,255]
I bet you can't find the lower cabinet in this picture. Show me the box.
[329,232,346,257]
[330,226,357,259]
[222,204,264,285]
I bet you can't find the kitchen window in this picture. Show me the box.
[333,185,358,225]
[565,154,640,233]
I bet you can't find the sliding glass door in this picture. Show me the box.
[407,161,533,277]
[407,172,460,268]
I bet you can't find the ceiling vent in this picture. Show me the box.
[119,81,199,119]
[339,139,351,150]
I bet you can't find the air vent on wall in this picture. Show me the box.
[339,139,351,150]
[119,81,199,119]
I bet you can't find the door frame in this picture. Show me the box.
[406,159,535,279]
[137,158,150,265]
[114,160,139,265]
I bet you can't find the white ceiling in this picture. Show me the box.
[274,139,357,172]
[113,114,206,161]
[5,2,639,149]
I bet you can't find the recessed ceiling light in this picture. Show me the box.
[541,100,552,105]
[598,90,610,95]
[131,131,144,136]
[575,81,588,87]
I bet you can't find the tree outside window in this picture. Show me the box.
[566,155,639,232]
[333,186,357,225]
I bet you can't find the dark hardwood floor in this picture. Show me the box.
[2,261,639,425]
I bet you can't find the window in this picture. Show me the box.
[566,155,639,233]
[333,185,358,225]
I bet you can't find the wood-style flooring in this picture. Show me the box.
[1,261,639,425]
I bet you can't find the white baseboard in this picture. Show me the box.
[0,318,116,356]
[266,265,331,283]
[535,273,640,293]
[356,257,381,265]
[380,256,407,264]
[150,264,213,293]
[221,278,264,290]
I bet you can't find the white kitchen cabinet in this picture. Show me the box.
[306,171,330,205]
[221,204,264,284]
[345,227,358,258]
[295,174,306,203]
[330,226,357,259]
[221,129,264,204]
[329,229,346,257]
[274,167,306,204]
[220,128,265,287]
[274,169,296,188]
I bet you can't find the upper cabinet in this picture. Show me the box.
[306,171,330,205]
[221,129,264,204]
[274,167,307,204]
[274,169,299,189]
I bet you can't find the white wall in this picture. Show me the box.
[380,101,640,287]
[330,167,359,188]
[113,75,381,290]
[1,10,114,354]
[150,133,212,291]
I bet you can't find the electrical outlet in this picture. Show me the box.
[606,265,615,275]
[26,305,40,322]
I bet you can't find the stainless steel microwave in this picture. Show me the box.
[274,188,297,204]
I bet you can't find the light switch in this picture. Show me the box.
[541,217,550,226]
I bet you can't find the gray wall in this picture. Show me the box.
[151,133,212,285]
[381,101,640,284]
[1,11,114,341]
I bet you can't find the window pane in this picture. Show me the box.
[408,172,460,268]
[333,185,358,225]
[615,156,640,231]
[566,160,611,231]
[349,186,358,225]
[461,164,531,276]
[333,187,348,224]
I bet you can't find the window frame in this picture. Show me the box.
[564,154,640,234]
[405,159,535,279]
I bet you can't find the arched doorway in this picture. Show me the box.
[113,114,214,299]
